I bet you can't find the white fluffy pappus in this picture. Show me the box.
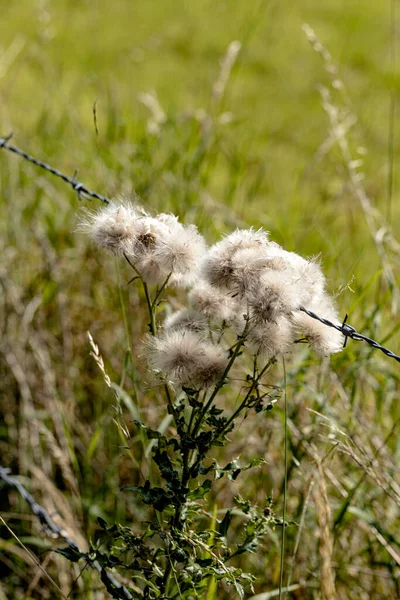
[153,224,208,287]
[202,245,272,294]
[132,215,204,285]
[81,202,143,256]
[201,228,270,290]
[145,329,227,388]
[260,243,326,305]
[134,250,170,285]
[82,203,207,286]
[246,316,294,358]
[246,269,302,323]
[164,309,208,333]
[291,296,343,356]
[155,213,182,229]
[188,283,239,322]
[216,228,271,252]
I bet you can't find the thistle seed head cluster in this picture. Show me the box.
[201,229,342,357]
[83,201,343,388]
[82,201,207,286]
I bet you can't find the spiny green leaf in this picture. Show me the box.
[55,546,83,563]
[218,510,233,538]
[121,480,175,511]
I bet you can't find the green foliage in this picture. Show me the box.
[66,403,274,599]
[107,374,275,598]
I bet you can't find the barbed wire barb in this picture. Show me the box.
[0,133,111,204]
[0,466,133,599]
[300,306,400,363]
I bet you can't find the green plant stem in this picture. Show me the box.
[142,281,157,335]
[116,261,132,354]
[191,323,250,438]
[279,358,288,600]
[187,404,198,433]
[160,553,173,598]
[152,273,172,309]
[124,254,183,596]
[124,254,157,335]
[123,256,178,425]
[160,440,191,597]
[218,359,272,439]
[163,382,179,424]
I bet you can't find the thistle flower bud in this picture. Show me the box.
[145,329,227,388]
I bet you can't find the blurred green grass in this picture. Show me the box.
[1,0,399,255]
[1,1,400,599]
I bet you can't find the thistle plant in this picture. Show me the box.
[58,199,344,599]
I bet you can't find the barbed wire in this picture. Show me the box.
[0,466,133,599]
[300,307,400,363]
[0,133,110,204]
[0,134,398,365]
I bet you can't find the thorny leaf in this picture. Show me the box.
[55,546,83,563]
[218,510,233,538]
[122,480,176,511]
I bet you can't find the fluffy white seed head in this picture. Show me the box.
[246,270,302,323]
[291,296,343,356]
[247,316,294,358]
[286,258,326,305]
[219,228,270,250]
[164,309,208,333]
[127,214,207,286]
[81,202,143,256]
[153,224,208,287]
[203,245,271,294]
[134,251,170,284]
[261,243,326,305]
[156,213,182,229]
[129,215,169,255]
[201,230,322,300]
[189,283,239,322]
[82,203,206,286]
[202,228,270,291]
[145,329,227,388]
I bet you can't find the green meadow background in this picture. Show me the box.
[1,1,399,598]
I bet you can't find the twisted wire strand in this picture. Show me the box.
[300,307,400,363]
[0,466,133,600]
[1,134,398,364]
[0,134,110,204]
